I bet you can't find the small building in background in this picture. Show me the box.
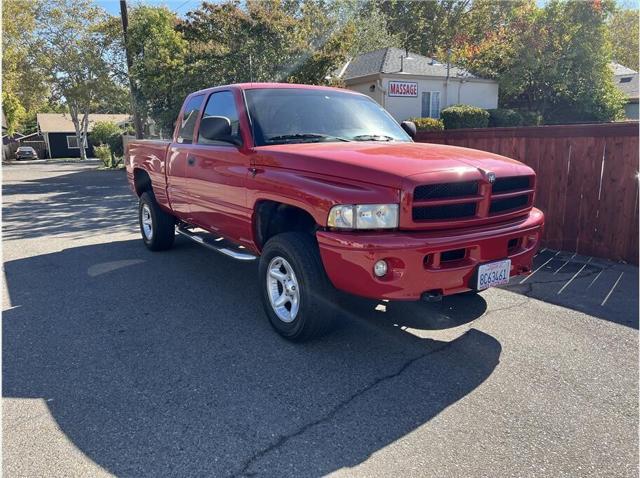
[338,47,499,122]
[611,62,639,120]
[37,113,131,158]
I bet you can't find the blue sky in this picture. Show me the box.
[97,0,638,16]
[96,0,200,16]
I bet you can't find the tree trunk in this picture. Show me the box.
[80,110,89,161]
[68,102,88,161]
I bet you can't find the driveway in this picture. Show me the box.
[3,162,638,477]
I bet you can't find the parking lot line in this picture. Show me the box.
[601,272,624,306]
[557,259,591,295]
[520,251,560,283]
[587,268,605,289]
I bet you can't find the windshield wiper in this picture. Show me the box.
[352,134,395,142]
[265,133,351,144]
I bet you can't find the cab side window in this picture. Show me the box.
[198,91,242,146]
[177,94,204,144]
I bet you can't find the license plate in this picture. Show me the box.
[476,259,511,290]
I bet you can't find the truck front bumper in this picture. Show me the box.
[316,208,544,300]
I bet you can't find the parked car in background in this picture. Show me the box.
[15,146,38,160]
[126,83,544,341]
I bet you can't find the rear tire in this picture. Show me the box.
[139,191,175,251]
[259,232,336,341]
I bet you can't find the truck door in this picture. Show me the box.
[167,93,205,221]
[185,90,253,247]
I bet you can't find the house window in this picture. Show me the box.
[66,135,87,149]
[620,77,632,83]
[421,91,441,118]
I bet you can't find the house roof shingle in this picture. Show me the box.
[37,113,131,133]
[610,62,639,101]
[341,47,480,81]
[610,62,637,76]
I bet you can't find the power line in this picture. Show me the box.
[174,0,194,12]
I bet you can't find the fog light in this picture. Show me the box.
[374,260,388,277]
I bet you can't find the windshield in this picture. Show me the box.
[245,88,411,146]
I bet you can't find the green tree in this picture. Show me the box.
[334,0,401,57]
[1,92,26,136]
[608,7,639,71]
[377,0,471,57]
[39,0,126,160]
[127,5,188,136]
[2,0,49,133]
[179,0,356,87]
[453,0,625,123]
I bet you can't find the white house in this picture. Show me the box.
[338,47,499,122]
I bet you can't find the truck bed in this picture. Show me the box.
[125,139,172,209]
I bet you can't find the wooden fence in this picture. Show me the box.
[415,122,639,263]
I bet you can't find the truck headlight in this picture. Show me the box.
[327,204,399,230]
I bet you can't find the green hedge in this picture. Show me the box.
[409,117,445,132]
[441,104,490,129]
[488,109,523,127]
[518,110,544,126]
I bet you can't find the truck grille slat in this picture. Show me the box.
[413,181,478,201]
[412,203,477,221]
[492,176,531,193]
[489,194,529,214]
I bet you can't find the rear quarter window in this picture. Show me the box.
[177,95,205,144]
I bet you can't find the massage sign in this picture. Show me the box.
[388,81,418,97]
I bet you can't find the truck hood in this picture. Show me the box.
[253,141,533,189]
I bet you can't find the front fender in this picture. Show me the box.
[247,168,400,227]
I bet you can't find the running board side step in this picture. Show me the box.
[176,227,257,261]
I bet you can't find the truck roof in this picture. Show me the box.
[190,82,364,97]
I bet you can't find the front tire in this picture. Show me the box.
[139,191,175,251]
[259,232,336,341]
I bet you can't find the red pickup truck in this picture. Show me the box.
[126,83,544,341]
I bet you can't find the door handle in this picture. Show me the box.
[187,155,196,166]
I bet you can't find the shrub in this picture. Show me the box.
[488,109,523,127]
[409,117,445,132]
[94,144,112,168]
[440,104,490,129]
[518,110,544,126]
[91,121,124,167]
[107,133,124,159]
[91,121,122,146]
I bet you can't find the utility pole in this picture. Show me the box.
[120,0,144,139]
[444,48,451,110]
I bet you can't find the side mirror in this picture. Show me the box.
[401,120,416,139]
[199,116,241,146]
[199,116,232,141]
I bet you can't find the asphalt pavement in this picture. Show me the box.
[2,162,638,477]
